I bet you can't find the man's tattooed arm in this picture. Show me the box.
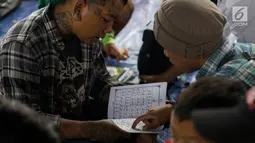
[80,120,128,143]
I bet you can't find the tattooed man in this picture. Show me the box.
[0,0,129,142]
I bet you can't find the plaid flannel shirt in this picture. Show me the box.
[197,40,255,88]
[0,5,119,127]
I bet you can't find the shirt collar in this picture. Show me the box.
[42,4,65,51]
[196,39,234,78]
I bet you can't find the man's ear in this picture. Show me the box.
[73,0,86,21]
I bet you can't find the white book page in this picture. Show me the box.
[111,118,163,134]
[108,82,167,119]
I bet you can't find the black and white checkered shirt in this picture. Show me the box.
[0,5,119,126]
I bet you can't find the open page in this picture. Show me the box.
[111,118,163,134]
[108,82,167,119]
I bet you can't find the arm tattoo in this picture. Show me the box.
[55,11,73,33]
[80,121,124,142]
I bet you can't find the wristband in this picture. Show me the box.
[102,32,115,46]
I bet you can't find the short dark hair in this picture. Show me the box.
[174,76,246,121]
[0,98,60,143]
[86,0,128,6]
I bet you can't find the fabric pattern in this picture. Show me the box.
[197,40,255,88]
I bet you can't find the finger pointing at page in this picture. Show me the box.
[132,114,159,131]
[132,105,173,130]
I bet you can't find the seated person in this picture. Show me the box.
[133,76,247,142]
[192,87,255,143]
[137,0,219,83]
[0,0,130,142]
[139,0,255,88]
[0,98,60,143]
[102,0,134,63]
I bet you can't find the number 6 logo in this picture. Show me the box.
[232,6,248,22]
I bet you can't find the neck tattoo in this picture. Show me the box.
[55,11,73,35]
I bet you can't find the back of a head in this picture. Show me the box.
[174,77,246,121]
[154,0,227,59]
[0,98,59,143]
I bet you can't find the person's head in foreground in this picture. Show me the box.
[171,77,247,143]
[192,87,255,143]
[154,0,226,73]
[0,98,60,143]
[39,0,128,44]
[112,0,134,35]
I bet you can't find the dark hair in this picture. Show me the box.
[86,0,128,5]
[174,76,246,121]
[0,98,60,143]
[88,0,128,5]
[38,0,128,9]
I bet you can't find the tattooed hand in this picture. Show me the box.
[80,120,129,143]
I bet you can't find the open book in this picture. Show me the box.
[107,82,167,133]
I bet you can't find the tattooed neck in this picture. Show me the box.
[53,8,74,36]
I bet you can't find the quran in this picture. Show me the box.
[107,82,167,133]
